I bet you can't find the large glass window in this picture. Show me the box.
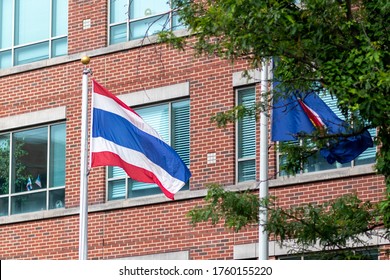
[278,93,376,175]
[279,248,379,260]
[0,123,66,216]
[236,87,256,183]
[0,0,68,69]
[109,0,183,44]
[107,99,190,200]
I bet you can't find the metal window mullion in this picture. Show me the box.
[125,173,130,199]
[127,0,131,41]
[46,125,51,210]
[49,0,53,58]
[168,101,172,146]
[7,132,13,216]
[105,166,109,202]
[235,88,239,183]
[11,0,16,67]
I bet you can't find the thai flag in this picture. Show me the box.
[26,177,33,191]
[90,80,191,199]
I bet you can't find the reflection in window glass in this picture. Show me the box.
[15,0,50,45]
[0,0,13,49]
[12,127,48,193]
[109,0,183,45]
[130,15,169,40]
[0,123,66,216]
[14,42,49,66]
[0,0,68,69]
[130,0,170,20]
[0,134,10,195]
[11,191,46,215]
[50,123,66,188]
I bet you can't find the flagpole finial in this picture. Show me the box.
[81,56,91,65]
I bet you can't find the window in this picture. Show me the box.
[278,93,376,175]
[236,87,256,183]
[0,123,66,216]
[107,99,190,200]
[109,0,182,44]
[0,0,68,69]
[279,248,379,260]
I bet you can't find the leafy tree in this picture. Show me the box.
[159,0,390,257]
[0,137,29,194]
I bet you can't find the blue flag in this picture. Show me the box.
[272,89,374,164]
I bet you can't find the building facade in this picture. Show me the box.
[0,0,388,260]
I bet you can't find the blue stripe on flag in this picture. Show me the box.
[92,107,189,182]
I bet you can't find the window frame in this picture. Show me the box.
[278,248,379,260]
[235,86,257,184]
[0,121,66,216]
[108,0,182,45]
[0,0,68,69]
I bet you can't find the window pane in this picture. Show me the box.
[49,124,65,188]
[130,14,169,40]
[237,87,256,158]
[110,0,128,23]
[110,24,127,44]
[137,104,169,143]
[129,179,161,198]
[108,166,126,179]
[15,0,50,45]
[238,159,256,182]
[130,0,170,20]
[0,134,10,195]
[0,50,12,69]
[172,100,190,165]
[12,127,48,193]
[11,192,46,214]
[14,42,49,65]
[0,0,13,49]
[52,0,68,37]
[52,37,67,57]
[304,151,349,172]
[237,87,256,182]
[355,128,376,166]
[108,179,126,200]
[320,92,345,120]
[49,188,65,209]
[0,197,8,216]
[172,12,183,31]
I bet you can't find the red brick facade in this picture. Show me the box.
[0,0,388,260]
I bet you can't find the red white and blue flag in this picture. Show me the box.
[26,177,33,191]
[272,87,373,164]
[90,80,191,199]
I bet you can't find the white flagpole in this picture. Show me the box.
[79,56,91,260]
[259,59,269,260]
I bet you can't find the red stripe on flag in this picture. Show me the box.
[91,151,175,200]
[298,99,326,130]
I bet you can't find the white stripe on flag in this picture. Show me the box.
[93,92,161,140]
[91,137,186,194]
